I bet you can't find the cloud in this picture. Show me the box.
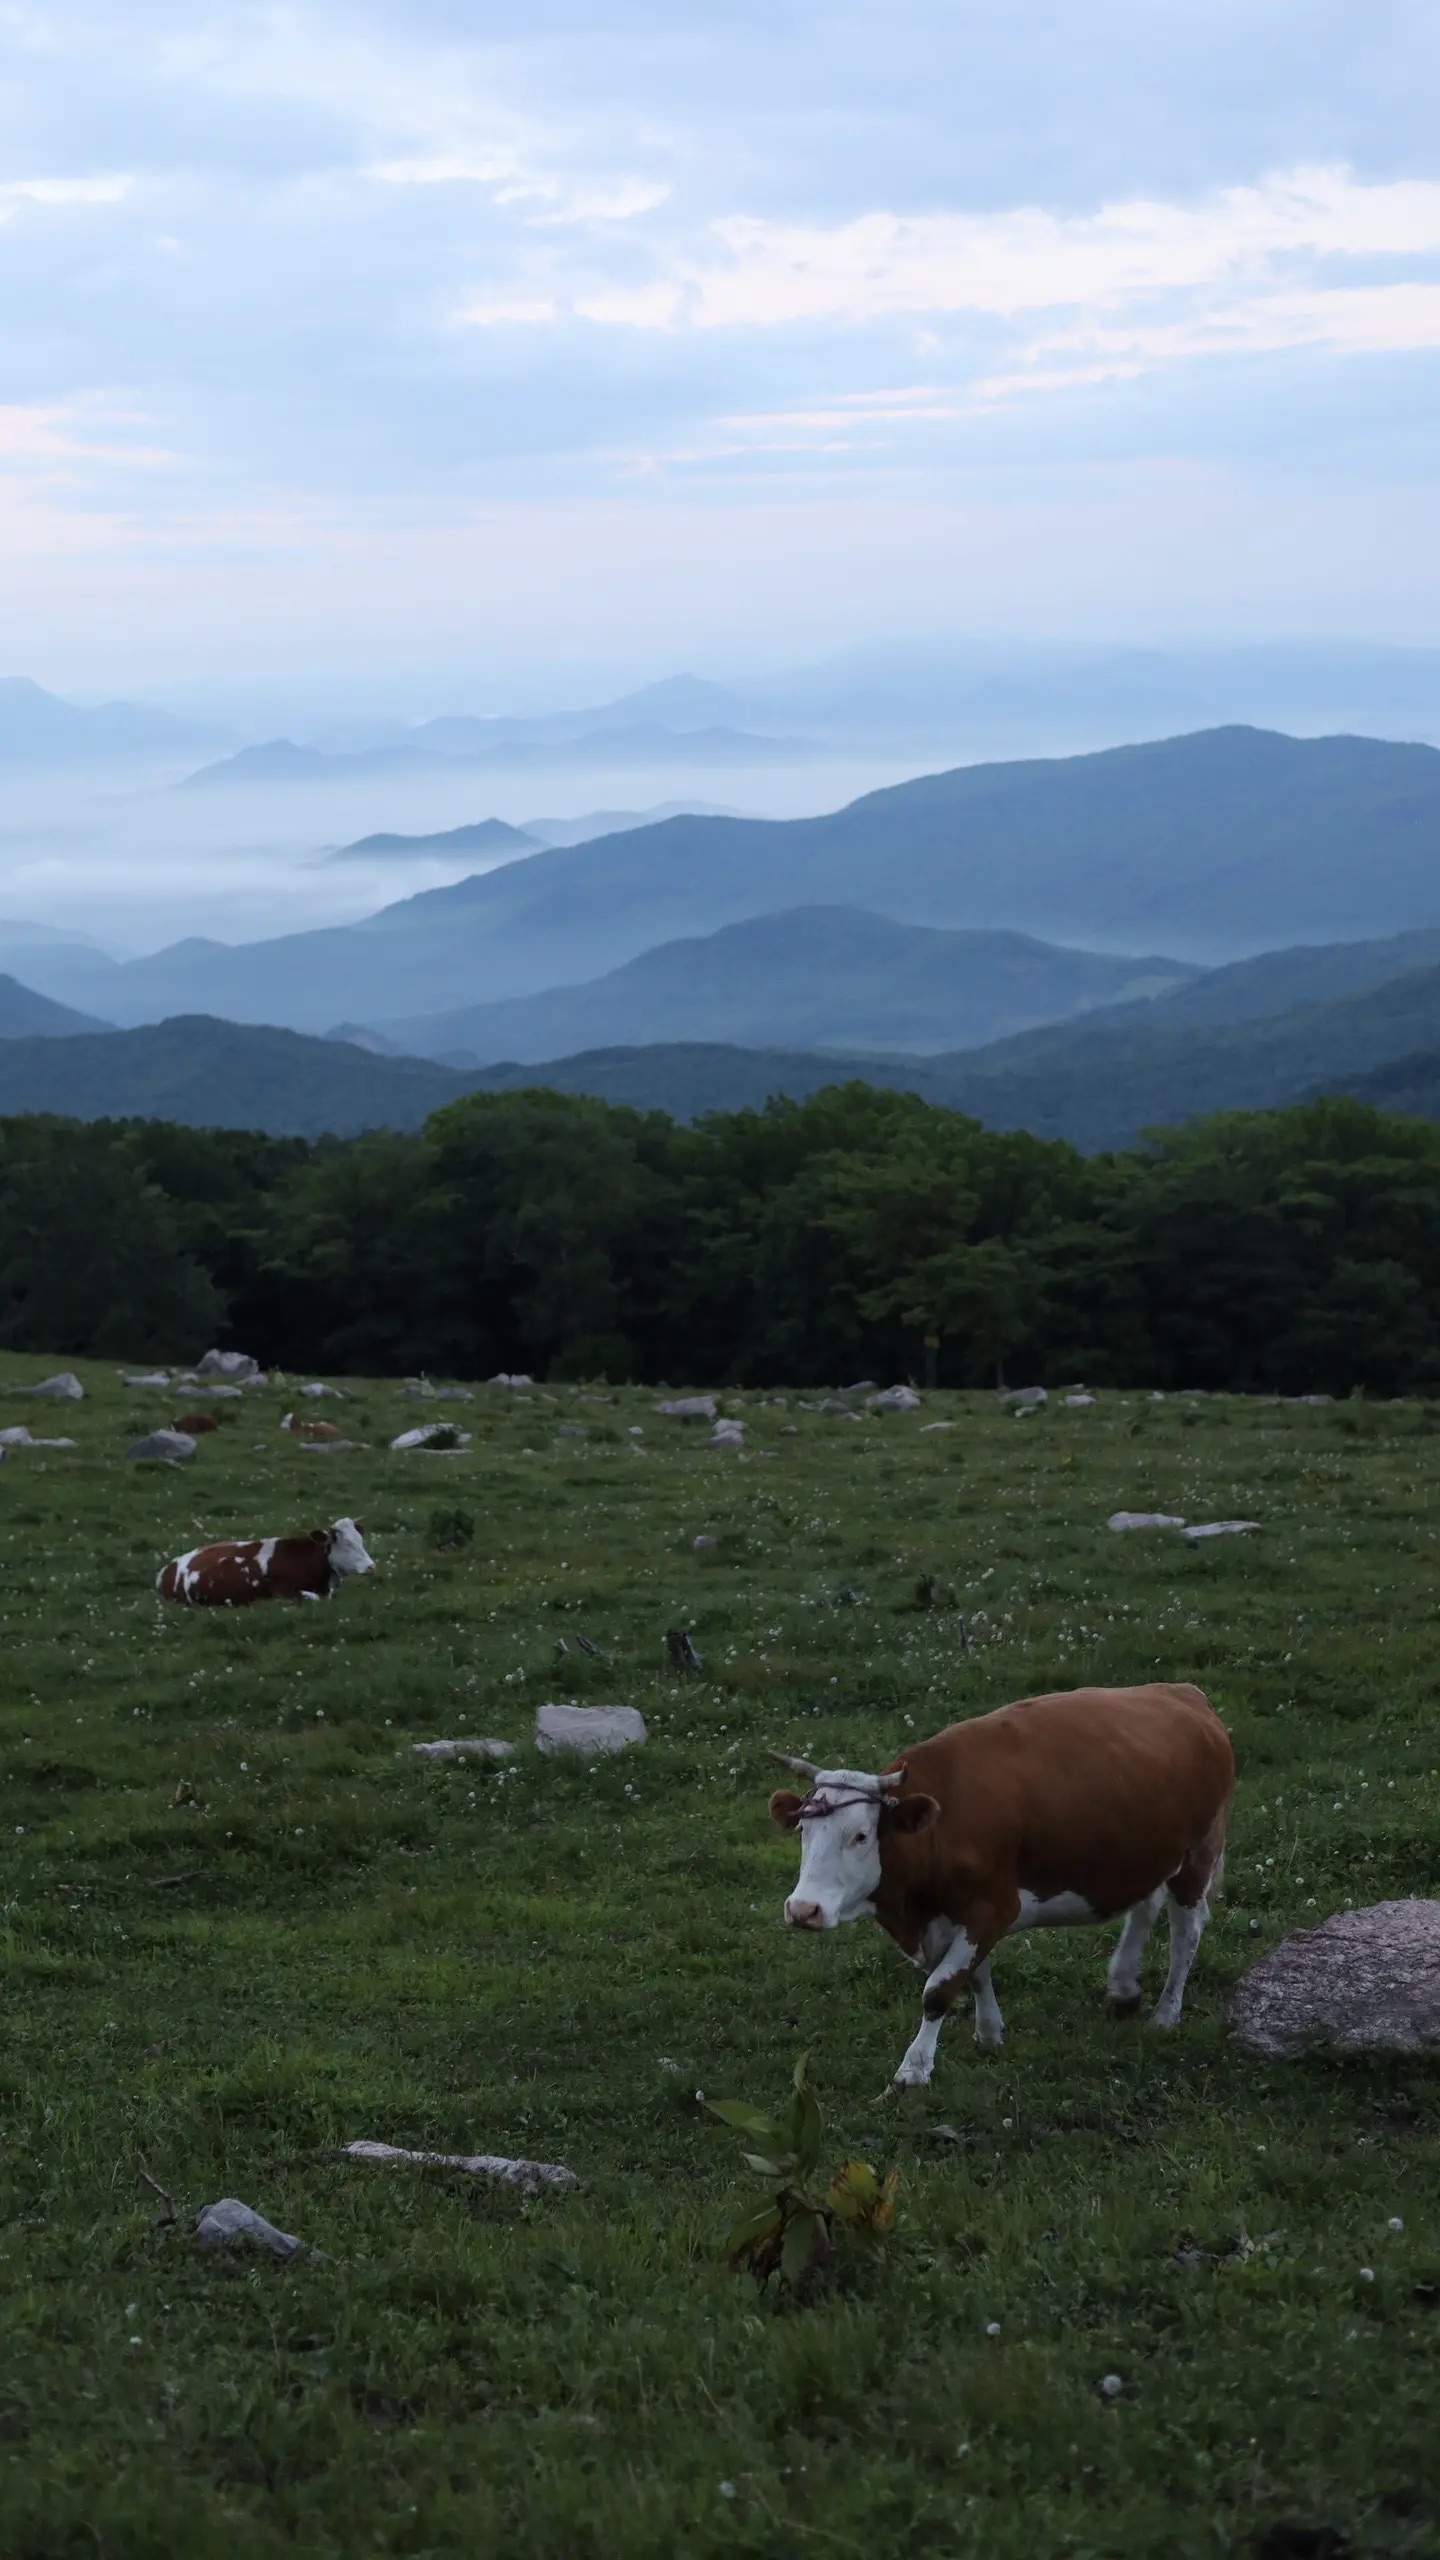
[0,173,131,219]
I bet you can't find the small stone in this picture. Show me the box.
[123,1371,171,1389]
[126,1429,197,1463]
[932,2124,960,2143]
[1099,2374,1124,2400]
[985,2321,1001,2336]
[654,1396,717,1421]
[1063,1392,1095,1408]
[1108,1511,1186,1533]
[693,1534,717,1549]
[535,1704,647,1757]
[1182,1520,1259,1541]
[866,1385,922,1413]
[195,2198,310,2258]
[1388,2216,1405,2232]
[390,1423,472,1452]
[411,1738,516,1761]
[345,2138,575,2193]
[1003,1386,1047,1409]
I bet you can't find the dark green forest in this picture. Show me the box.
[3,1083,1439,1392]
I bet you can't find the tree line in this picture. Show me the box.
[2,1083,1438,1394]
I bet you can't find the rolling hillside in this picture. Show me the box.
[43,727,1440,1033]
[374,908,1196,1063]
[0,1017,478,1136]
[0,973,110,1038]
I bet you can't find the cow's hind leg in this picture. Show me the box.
[1150,1812,1228,2029]
[972,1959,1005,2051]
[1106,1886,1166,2018]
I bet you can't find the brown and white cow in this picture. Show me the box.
[156,1517,376,1607]
[280,1411,344,1442]
[769,1683,1234,2088]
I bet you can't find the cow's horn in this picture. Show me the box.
[876,1767,905,1792]
[768,1750,818,1779]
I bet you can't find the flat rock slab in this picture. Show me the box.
[535,1704,647,1756]
[11,1372,84,1400]
[300,1382,344,1398]
[346,2139,577,2194]
[123,1371,172,1389]
[127,1430,197,1462]
[390,1424,473,1451]
[0,1426,75,1448]
[654,1395,717,1420]
[196,2197,312,2258]
[412,1737,516,1761]
[1109,1511,1186,1532]
[1183,1520,1259,1541]
[1064,1392,1096,1408]
[1229,1900,1440,2057]
[1004,1386,1048,1409]
[867,1386,922,1412]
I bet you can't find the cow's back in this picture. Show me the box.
[887,1684,1234,1920]
[156,1536,328,1606]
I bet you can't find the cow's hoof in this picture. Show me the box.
[1146,2005,1180,2030]
[973,2026,1004,2051]
[889,2062,932,2091]
[1105,1991,1143,2020]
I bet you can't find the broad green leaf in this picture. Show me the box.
[825,2157,880,2222]
[706,2100,779,2138]
[791,2051,811,2095]
[790,2086,824,2178]
[725,2203,783,2256]
[780,2206,826,2290]
[741,2151,790,2178]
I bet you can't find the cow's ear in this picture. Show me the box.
[769,1789,805,1831]
[353,1519,365,1536]
[881,1792,940,1836]
[311,1526,328,1543]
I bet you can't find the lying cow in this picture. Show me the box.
[280,1411,344,1442]
[157,1517,376,1607]
[769,1682,1234,2088]
[173,1411,223,1435]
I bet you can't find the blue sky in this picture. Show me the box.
[3,0,1440,698]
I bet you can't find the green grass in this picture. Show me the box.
[1,1359,1438,2559]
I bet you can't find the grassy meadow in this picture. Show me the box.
[1,1356,1438,2558]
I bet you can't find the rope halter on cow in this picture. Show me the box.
[768,1750,905,1821]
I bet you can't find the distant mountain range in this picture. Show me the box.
[0,676,221,764]
[179,723,814,790]
[25,726,1440,1035]
[4,938,1440,1144]
[0,972,110,1039]
[371,907,1197,1063]
[326,817,539,865]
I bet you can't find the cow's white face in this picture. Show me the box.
[769,1768,892,1931]
[324,1517,376,1578]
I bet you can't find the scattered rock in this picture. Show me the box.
[390,1424,472,1452]
[1182,1520,1259,1541]
[345,2139,577,2194]
[300,1437,362,1453]
[299,1382,344,1399]
[693,1533,717,1550]
[654,1396,717,1421]
[666,1628,705,1672]
[1108,1511,1186,1532]
[433,1386,474,1402]
[0,1426,75,1449]
[1229,1901,1440,2057]
[556,1424,586,1439]
[187,1382,245,1401]
[489,1372,534,1387]
[412,1738,516,1762]
[127,1430,198,1463]
[195,2197,311,2258]
[403,1377,435,1398]
[1004,1386,1048,1409]
[710,1419,746,1447]
[196,1350,264,1384]
[535,1704,647,1756]
[866,1385,922,1413]
[123,1371,171,1389]
[919,1421,956,1432]
[848,1380,878,1394]
[1063,1392,1096,1408]
[12,1371,84,1401]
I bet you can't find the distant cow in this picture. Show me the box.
[280,1411,344,1443]
[769,1683,1234,2088]
[157,1517,376,1607]
[173,1412,223,1435]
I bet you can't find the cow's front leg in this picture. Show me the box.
[891,1926,980,2088]
[971,1959,1005,2050]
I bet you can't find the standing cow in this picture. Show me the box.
[157,1517,376,1606]
[769,1682,1234,2087]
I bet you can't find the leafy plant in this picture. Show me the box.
[428,1505,475,1551]
[706,2054,899,2294]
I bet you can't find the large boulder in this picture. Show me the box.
[535,1704,647,1756]
[196,1349,264,1384]
[867,1385,922,1413]
[1228,1901,1440,2057]
[1004,1386,1047,1410]
[654,1396,717,1421]
[390,1422,472,1452]
[13,1372,84,1401]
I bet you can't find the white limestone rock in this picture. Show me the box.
[1229,1902,1440,2057]
[535,1704,647,1756]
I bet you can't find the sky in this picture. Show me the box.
[3,0,1440,701]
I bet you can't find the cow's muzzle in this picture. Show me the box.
[784,1898,830,1930]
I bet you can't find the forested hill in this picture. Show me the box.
[5,1087,1440,1398]
[34,725,1440,1031]
[0,1017,478,1136]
